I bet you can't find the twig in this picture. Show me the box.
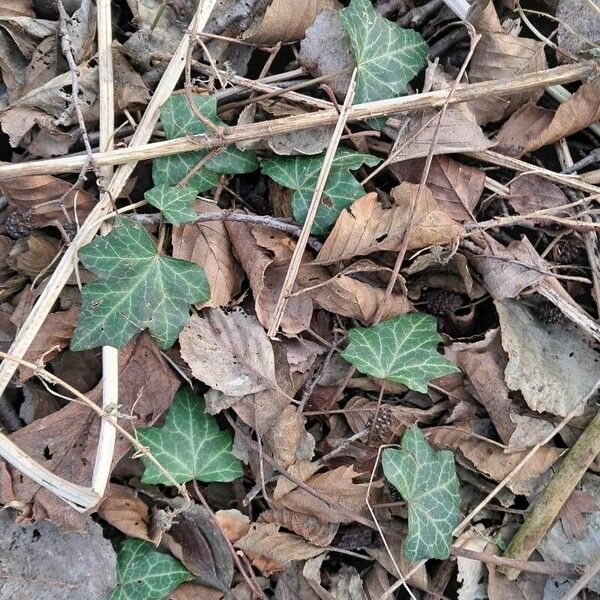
[0,62,595,180]
[502,411,600,579]
[92,0,118,500]
[0,0,219,500]
[561,556,600,600]
[266,68,358,338]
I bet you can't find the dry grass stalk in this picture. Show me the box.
[0,62,595,180]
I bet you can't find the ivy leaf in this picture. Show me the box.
[382,427,461,561]
[136,387,243,484]
[340,0,428,129]
[144,184,198,225]
[261,148,380,234]
[340,313,459,392]
[152,94,257,193]
[111,539,193,600]
[71,217,210,351]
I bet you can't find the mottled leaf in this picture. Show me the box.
[261,147,380,234]
[111,539,193,600]
[382,427,461,561]
[340,0,428,128]
[71,217,210,351]
[136,387,243,484]
[340,313,459,392]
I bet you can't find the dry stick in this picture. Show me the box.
[0,351,188,508]
[0,0,219,505]
[92,0,117,499]
[0,61,594,181]
[502,411,600,580]
[382,378,600,599]
[266,69,358,338]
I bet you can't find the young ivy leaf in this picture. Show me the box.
[261,147,380,234]
[111,538,193,600]
[147,94,258,224]
[340,313,459,393]
[340,0,428,129]
[71,217,210,351]
[136,387,243,484]
[382,427,461,561]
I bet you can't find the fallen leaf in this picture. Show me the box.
[496,299,600,416]
[243,0,341,44]
[494,102,553,157]
[428,426,563,495]
[179,308,277,397]
[226,222,314,334]
[214,509,251,544]
[390,156,485,222]
[235,523,324,576]
[0,507,116,599]
[265,405,315,468]
[259,507,339,547]
[455,526,488,600]
[315,185,463,265]
[274,562,320,600]
[97,483,152,542]
[7,231,59,277]
[558,489,599,540]
[0,333,179,528]
[507,173,570,214]
[172,201,243,309]
[557,0,600,56]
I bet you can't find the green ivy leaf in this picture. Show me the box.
[144,185,198,226]
[340,313,459,392]
[137,387,243,484]
[340,0,428,129]
[71,217,210,351]
[111,539,193,600]
[261,148,380,234]
[153,94,257,190]
[382,427,461,561]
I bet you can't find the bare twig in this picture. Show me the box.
[267,68,358,338]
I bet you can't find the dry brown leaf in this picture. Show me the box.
[7,232,59,277]
[486,545,546,600]
[0,333,179,528]
[390,156,485,222]
[243,0,342,44]
[469,30,547,123]
[274,465,372,524]
[315,185,463,265]
[0,0,35,17]
[170,583,224,600]
[557,0,600,55]
[558,490,599,540]
[97,483,151,542]
[226,222,313,334]
[507,173,570,214]
[172,201,243,309]
[496,299,600,417]
[494,102,554,157]
[0,174,95,228]
[428,426,563,495]
[214,509,251,544]
[19,305,80,383]
[301,260,411,324]
[265,405,315,468]
[259,508,339,547]
[179,308,277,397]
[455,526,489,600]
[388,103,493,162]
[235,523,324,576]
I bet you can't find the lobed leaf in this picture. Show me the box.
[382,427,461,561]
[136,387,243,484]
[340,313,460,392]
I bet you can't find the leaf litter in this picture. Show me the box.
[0,0,599,598]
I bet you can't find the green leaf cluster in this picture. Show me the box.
[146,94,258,225]
[382,427,461,561]
[261,148,380,234]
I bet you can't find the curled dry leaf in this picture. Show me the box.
[265,405,315,469]
[495,299,600,417]
[172,201,243,309]
[427,426,563,495]
[179,308,278,397]
[97,483,152,542]
[0,333,179,528]
[259,507,339,547]
[226,222,313,334]
[243,0,342,45]
[214,509,251,544]
[235,523,324,576]
[315,185,463,265]
[390,156,486,222]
